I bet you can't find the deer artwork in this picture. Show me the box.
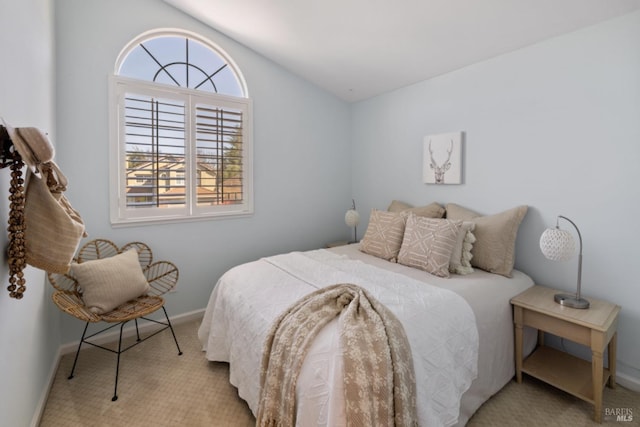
[429,139,453,184]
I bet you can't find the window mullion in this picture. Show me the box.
[185,96,196,216]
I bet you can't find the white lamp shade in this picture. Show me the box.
[345,209,360,227]
[540,228,575,261]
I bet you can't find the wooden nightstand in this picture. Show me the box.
[511,285,620,423]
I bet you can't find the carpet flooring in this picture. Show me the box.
[39,318,639,426]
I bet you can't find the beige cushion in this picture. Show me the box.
[445,204,528,277]
[72,249,150,314]
[387,200,445,218]
[449,221,476,275]
[360,209,407,261]
[397,214,462,278]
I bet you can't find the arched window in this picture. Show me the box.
[109,29,253,225]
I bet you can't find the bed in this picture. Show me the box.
[199,243,536,425]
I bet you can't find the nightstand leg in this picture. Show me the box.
[592,349,604,423]
[514,306,523,383]
[608,332,617,389]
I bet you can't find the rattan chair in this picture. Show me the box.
[47,239,182,401]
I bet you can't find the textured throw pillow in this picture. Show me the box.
[387,200,445,218]
[360,209,407,261]
[72,249,150,314]
[449,221,476,275]
[445,204,528,277]
[397,214,462,278]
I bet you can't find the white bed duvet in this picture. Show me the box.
[198,244,534,426]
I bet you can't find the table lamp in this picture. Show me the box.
[345,199,360,244]
[539,215,589,309]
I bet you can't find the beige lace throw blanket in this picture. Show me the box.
[256,283,417,427]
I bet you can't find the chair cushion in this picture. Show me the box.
[72,249,150,314]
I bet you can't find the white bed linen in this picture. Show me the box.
[328,245,536,426]
[198,244,535,426]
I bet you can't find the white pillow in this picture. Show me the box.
[72,249,150,314]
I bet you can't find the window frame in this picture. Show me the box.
[109,31,253,227]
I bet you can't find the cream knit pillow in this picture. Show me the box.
[449,221,476,275]
[72,249,150,314]
[397,215,462,278]
[446,204,528,277]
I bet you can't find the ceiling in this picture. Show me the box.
[163,0,640,102]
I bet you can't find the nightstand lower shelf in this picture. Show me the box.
[522,345,610,404]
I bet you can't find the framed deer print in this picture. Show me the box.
[423,131,463,184]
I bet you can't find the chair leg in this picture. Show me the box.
[112,322,126,402]
[162,306,183,356]
[134,318,141,342]
[68,322,90,380]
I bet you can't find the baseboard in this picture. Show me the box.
[32,308,205,426]
[617,371,640,392]
[59,308,204,355]
[30,346,63,427]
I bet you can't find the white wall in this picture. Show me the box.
[5,3,637,423]
[54,0,352,343]
[351,11,640,387]
[0,1,61,425]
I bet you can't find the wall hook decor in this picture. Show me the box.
[1,124,28,298]
[0,124,15,169]
[1,120,86,300]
